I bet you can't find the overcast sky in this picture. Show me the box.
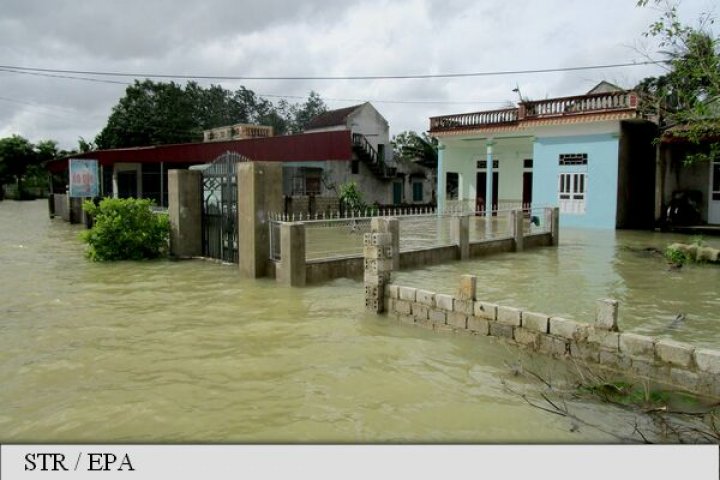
[0,0,716,150]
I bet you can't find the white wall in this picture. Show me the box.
[347,103,390,157]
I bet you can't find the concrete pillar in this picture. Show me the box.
[451,214,470,260]
[371,217,399,270]
[457,274,477,301]
[68,197,83,224]
[437,145,446,214]
[485,140,494,211]
[654,144,669,225]
[277,222,306,287]
[168,169,202,258]
[551,207,560,246]
[596,299,620,332]
[48,194,55,218]
[364,231,393,313]
[59,194,70,222]
[512,209,524,252]
[238,162,283,278]
[485,139,494,231]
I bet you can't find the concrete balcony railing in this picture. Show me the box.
[236,124,273,139]
[522,91,638,118]
[430,108,518,132]
[203,124,274,142]
[429,91,638,133]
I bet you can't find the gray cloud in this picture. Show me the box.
[0,0,715,149]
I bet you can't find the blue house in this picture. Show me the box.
[429,83,657,229]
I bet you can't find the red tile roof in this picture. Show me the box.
[304,104,364,130]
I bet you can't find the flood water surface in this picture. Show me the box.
[1,201,718,442]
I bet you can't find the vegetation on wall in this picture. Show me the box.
[81,198,170,261]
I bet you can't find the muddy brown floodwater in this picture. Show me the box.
[1,200,718,442]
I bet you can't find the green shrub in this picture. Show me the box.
[81,198,170,261]
[664,245,687,265]
[339,181,365,212]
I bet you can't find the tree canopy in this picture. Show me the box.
[635,0,720,164]
[95,80,328,149]
[0,135,62,199]
[391,131,438,168]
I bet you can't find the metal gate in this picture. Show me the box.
[201,151,248,263]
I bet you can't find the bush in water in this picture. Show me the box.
[81,198,170,261]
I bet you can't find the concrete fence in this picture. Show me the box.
[359,215,720,399]
[381,274,720,399]
[273,207,559,286]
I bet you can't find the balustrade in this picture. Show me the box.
[429,91,638,132]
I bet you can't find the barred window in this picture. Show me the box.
[476,160,499,169]
[559,153,588,166]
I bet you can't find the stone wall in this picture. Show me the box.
[383,274,720,399]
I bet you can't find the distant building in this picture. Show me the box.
[290,102,435,208]
[46,103,437,216]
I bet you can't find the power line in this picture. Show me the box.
[0,68,509,105]
[0,60,663,81]
[0,67,128,85]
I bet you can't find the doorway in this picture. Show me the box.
[393,181,403,204]
[117,171,138,198]
[476,171,499,214]
[710,159,720,224]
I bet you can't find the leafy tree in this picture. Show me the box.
[95,81,330,148]
[77,137,96,153]
[81,197,170,261]
[96,80,198,149]
[0,135,40,198]
[391,131,438,168]
[35,140,59,163]
[287,91,328,133]
[635,0,720,164]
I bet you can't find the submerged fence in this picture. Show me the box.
[269,205,553,262]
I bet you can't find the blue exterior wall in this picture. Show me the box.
[533,133,619,229]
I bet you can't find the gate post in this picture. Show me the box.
[371,217,399,270]
[168,169,202,258]
[451,214,470,260]
[551,207,560,246]
[277,222,306,287]
[237,162,283,278]
[512,209,524,252]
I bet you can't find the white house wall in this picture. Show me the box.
[347,103,391,155]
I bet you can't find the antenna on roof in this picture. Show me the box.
[512,84,527,103]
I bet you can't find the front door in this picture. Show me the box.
[710,159,720,224]
[522,171,533,208]
[475,171,499,214]
[393,181,403,204]
[117,171,137,198]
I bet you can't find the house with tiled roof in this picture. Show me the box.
[429,82,658,229]
[286,102,435,208]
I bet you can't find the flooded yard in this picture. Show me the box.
[1,200,718,442]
